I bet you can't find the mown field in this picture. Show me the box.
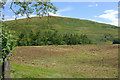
[10,44,119,78]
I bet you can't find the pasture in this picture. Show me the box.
[10,44,118,78]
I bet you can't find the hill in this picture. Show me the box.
[5,16,119,44]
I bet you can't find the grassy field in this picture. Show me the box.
[5,16,119,44]
[10,44,118,78]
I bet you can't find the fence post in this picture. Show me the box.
[4,53,11,78]
[0,44,2,79]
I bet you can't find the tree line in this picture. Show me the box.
[16,30,92,46]
[100,33,120,44]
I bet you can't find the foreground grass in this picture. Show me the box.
[11,44,118,78]
[11,62,66,78]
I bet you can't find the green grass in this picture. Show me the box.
[11,62,66,78]
[11,44,118,78]
[5,16,119,44]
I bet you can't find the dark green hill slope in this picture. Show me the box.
[5,16,119,44]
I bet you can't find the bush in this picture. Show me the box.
[16,30,93,46]
[113,38,120,44]
[101,33,114,42]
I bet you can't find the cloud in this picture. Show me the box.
[2,15,10,21]
[95,9,118,26]
[49,7,72,17]
[29,15,38,17]
[4,14,38,21]
[57,7,72,13]
[5,15,10,18]
[48,12,61,16]
[8,9,12,13]
[87,18,105,23]
[12,15,16,19]
[5,7,72,21]
[88,3,98,7]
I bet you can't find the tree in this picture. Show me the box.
[101,33,113,42]
[1,22,16,78]
[1,0,57,79]
[113,38,120,44]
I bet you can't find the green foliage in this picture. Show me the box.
[1,1,57,79]
[113,38,120,44]
[100,33,114,42]
[1,1,57,61]
[1,23,16,61]
[0,22,16,78]
[16,30,92,46]
[5,16,119,44]
[9,2,57,19]
[1,1,57,58]
[100,33,120,44]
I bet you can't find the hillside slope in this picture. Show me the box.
[5,16,119,44]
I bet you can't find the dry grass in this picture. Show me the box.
[11,44,119,78]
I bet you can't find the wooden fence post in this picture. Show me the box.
[0,63,2,79]
[0,44,2,79]
[4,53,11,78]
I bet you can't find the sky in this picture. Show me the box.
[1,2,118,26]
